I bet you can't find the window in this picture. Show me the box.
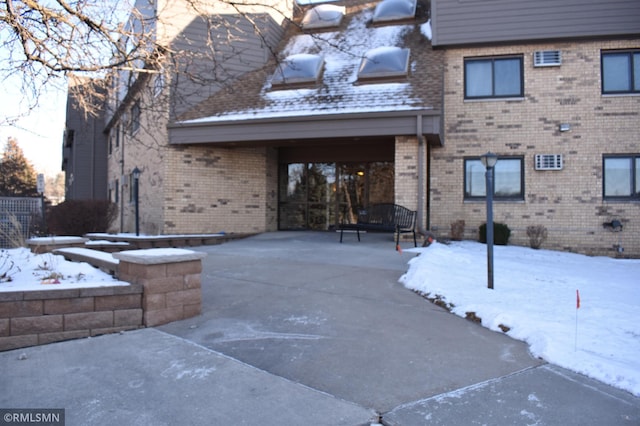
[302,4,345,30]
[131,101,141,134]
[464,157,524,200]
[603,155,640,199]
[373,0,417,23]
[358,47,410,82]
[464,56,523,99]
[271,54,323,87]
[601,50,640,94]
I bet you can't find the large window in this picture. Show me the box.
[464,157,524,200]
[601,50,640,94]
[603,156,640,199]
[464,56,523,99]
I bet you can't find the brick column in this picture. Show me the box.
[113,249,206,327]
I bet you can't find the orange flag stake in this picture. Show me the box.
[396,244,402,254]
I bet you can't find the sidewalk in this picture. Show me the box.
[1,231,639,425]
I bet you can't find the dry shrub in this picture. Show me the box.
[526,225,548,249]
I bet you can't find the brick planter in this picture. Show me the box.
[0,248,206,351]
[113,249,206,327]
[0,285,143,352]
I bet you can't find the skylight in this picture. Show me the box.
[358,47,410,81]
[302,4,346,30]
[373,0,417,23]
[271,54,324,87]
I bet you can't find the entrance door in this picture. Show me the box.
[279,163,337,230]
[279,161,393,230]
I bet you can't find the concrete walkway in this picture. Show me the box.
[1,232,639,425]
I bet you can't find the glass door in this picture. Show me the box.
[279,161,393,230]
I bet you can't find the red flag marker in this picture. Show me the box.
[576,289,581,309]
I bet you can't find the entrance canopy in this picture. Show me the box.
[169,109,442,147]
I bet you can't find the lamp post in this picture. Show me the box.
[480,152,498,290]
[132,167,141,236]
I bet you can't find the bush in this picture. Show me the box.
[478,222,511,245]
[47,200,117,236]
[526,225,548,249]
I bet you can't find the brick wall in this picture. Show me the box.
[162,145,277,234]
[0,285,143,352]
[430,38,640,256]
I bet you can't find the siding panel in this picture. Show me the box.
[432,0,640,46]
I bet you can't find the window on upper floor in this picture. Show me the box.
[358,47,410,82]
[601,50,640,94]
[603,155,640,200]
[464,56,523,99]
[464,157,524,200]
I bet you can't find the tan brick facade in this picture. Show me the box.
[430,39,640,256]
[161,144,278,234]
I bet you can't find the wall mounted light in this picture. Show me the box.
[559,123,571,132]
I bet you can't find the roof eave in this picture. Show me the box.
[168,109,443,146]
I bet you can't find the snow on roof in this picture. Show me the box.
[179,4,435,125]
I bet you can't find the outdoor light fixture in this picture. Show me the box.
[559,123,571,132]
[132,167,141,236]
[480,152,498,290]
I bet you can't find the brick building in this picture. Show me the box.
[99,0,640,256]
[429,0,640,256]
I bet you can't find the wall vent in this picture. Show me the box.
[534,50,561,67]
[535,154,563,170]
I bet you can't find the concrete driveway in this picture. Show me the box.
[2,231,638,425]
[159,231,640,424]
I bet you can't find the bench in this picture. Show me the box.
[339,203,417,248]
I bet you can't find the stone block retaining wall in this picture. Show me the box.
[0,248,206,352]
[0,285,143,352]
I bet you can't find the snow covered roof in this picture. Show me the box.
[173,0,441,143]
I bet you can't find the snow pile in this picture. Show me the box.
[0,248,126,292]
[400,241,640,397]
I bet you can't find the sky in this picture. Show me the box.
[0,81,67,177]
[2,237,638,399]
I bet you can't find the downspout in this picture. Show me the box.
[120,126,125,233]
[416,115,427,236]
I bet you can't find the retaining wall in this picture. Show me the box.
[0,248,206,351]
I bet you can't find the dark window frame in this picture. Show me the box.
[464,156,525,201]
[464,55,524,99]
[603,154,640,200]
[131,101,141,135]
[601,50,640,95]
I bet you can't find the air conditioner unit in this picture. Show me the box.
[535,154,563,170]
[534,50,561,67]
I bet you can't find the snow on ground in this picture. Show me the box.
[401,241,640,397]
[0,248,127,292]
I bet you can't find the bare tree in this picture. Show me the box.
[1,0,301,124]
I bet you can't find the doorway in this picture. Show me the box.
[278,161,394,230]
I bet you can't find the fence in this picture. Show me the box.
[0,197,44,248]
